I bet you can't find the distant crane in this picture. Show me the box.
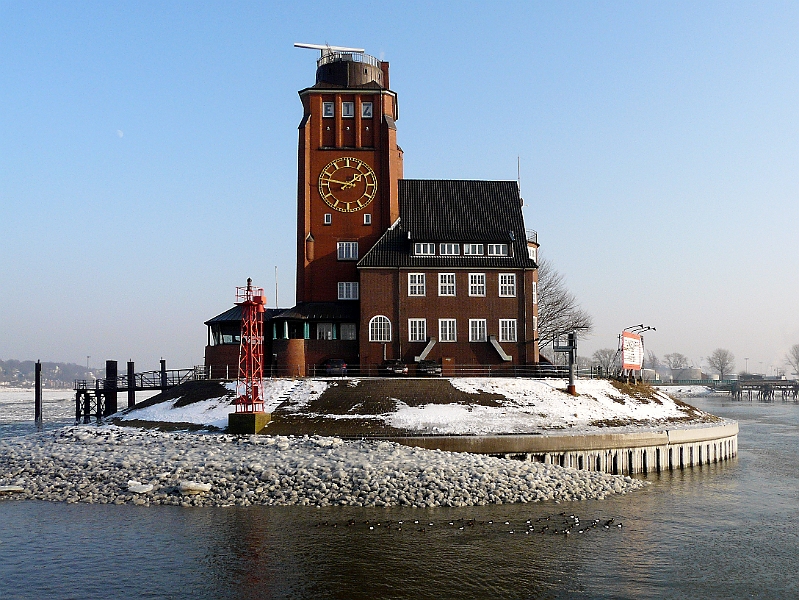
[235,278,266,413]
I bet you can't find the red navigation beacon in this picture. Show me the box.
[235,278,266,413]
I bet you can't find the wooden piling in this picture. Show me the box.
[34,360,42,423]
[127,361,136,408]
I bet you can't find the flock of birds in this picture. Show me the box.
[314,512,625,536]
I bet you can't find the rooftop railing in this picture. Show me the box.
[317,51,381,69]
[526,229,538,244]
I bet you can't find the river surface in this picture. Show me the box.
[1,392,798,599]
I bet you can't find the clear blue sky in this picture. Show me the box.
[1,1,797,375]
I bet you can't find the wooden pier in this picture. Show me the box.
[73,360,205,423]
[719,379,799,402]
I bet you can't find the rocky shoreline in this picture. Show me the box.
[0,425,647,508]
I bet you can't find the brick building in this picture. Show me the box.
[204,47,540,375]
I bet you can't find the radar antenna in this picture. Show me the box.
[294,42,365,56]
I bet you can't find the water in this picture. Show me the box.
[1,393,798,598]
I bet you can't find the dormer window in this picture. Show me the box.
[440,243,460,255]
[463,244,484,255]
[487,243,509,256]
[414,243,435,255]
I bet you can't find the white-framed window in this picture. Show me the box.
[487,244,509,256]
[369,315,391,342]
[532,280,538,304]
[528,246,537,261]
[533,315,538,332]
[469,319,487,342]
[414,242,435,255]
[317,323,333,340]
[340,323,357,340]
[323,213,332,225]
[342,101,355,118]
[337,241,358,260]
[438,273,456,296]
[439,319,457,342]
[499,273,516,297]
[408,273,426,296]
[499,319,517,342]
[408,319,427,342]
[363,213,371,225]
[323,102,335,118]
[361,102,373,118]
[463,243,484,255]
[440,243,460,255]
[338,282,359,300]
[469,273,486,296]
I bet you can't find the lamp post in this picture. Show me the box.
[745,357,749,374]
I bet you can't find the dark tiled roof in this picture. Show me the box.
[204,306,287,326]
[358,180,537,269]
[274,302,359,321]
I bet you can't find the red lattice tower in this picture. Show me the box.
[235,278,266,413]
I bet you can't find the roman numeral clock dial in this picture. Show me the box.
[318,157,378,212]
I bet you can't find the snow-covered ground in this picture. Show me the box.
[116,378,715,435]
[388,378,711,435]
[0,426,646,507]
[118,380,328,429]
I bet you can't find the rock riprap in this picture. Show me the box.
[0,426,646,507]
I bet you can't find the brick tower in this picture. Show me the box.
[295,44,403,304]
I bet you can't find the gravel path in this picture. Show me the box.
[0,426,647,507]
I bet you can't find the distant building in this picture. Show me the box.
[204,48,541,375]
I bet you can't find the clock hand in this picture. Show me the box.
[341,173,363,189]
[321,177,355,186]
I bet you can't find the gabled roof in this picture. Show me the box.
[358,179,537,269]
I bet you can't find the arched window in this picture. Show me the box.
[369,315,391,342]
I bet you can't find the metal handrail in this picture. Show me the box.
[526,229,538,244]
[317,51,381,69]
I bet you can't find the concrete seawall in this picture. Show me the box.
[391,422,738,475]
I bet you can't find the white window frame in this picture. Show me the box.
[342,101,355,118]
[361,102,373,118]
[337,241,358,261]
[408,273,426,297]
[338,282,359,300]
[322,102,335,118]
[499,273,516,297]
[528,246,537,261]
[487,243,509,256]
[463,243,484,255]
[363,213,371,225]
[439,243,460,255]
[438,273,456,296]
[369,315,391,342]
[533,315,538,332]
[408,319,427,342]
[499,319,517,342]
[414,242,435,255]
[532,280,538,304]
[323,213,332,225]
[439,319,457,342]
[469,273,486,297]
[469,319,487,342]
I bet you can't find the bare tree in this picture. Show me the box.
[536,256,593,348]
[707,348,735,380]
[645,350,660,370]
[786,344,799,377]
[592,348,617,373]
[664,353,690,371]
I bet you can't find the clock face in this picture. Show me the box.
[318,157,378,212]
